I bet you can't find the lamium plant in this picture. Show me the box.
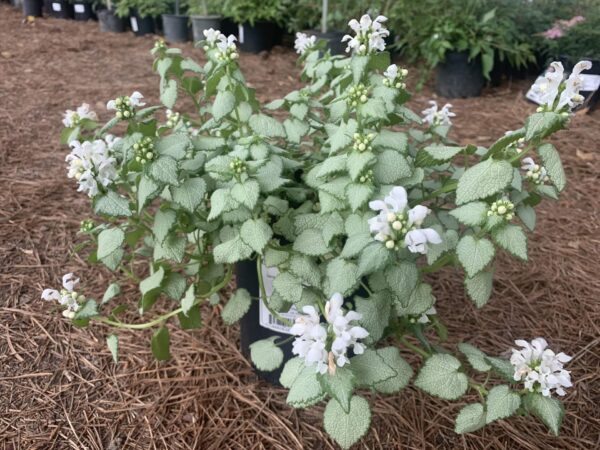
[46,15,585,449]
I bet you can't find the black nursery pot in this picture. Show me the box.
[98,9,126,32]
[191,15,221,43]
[237,259,294,385]
[237,21,282,53]
[21,0,42,16]
[47,0,73,19]
[12,0,24,11]
[435,51,485,98]
[73,2,94,21]
[162,14,190,43]
[312,30,346,56]
[130,12,156,37]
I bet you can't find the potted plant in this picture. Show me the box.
[98,0,127,32]
[48,15,585,449]
[46,0,74,19]
[189,0,222,43]
[221,0,283,53]
[73,0,95,20]
[116,0,169,36]
[21,0,42,16]
[162,0,191,42]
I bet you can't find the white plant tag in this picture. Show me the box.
[130,17,139,32]
[258,265,299,334]
[580,74,600,92]
[74,4,85,13]
[52,2,61,11]
[238,24,245,44]
[525,75,546,105]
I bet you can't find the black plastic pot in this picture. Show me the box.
[191,15,221,43]
[130,12,156,37]
[73,2,94,21]
[435,51,485,98]
[162,14,190,42]
[577,58,600,110]
[312,30,346,56]
[12,0,24,10]
[237,260,294,385]
[48,0,73,19]
[21,0,42,16]
[98,9,126,32]
[237,21,282,53]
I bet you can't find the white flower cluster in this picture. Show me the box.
[511,338,572,397]
[291,293,368,374]
[66,136,120,197]
[383,64,408,89]
[342,14,389,55]
[294,32,317,55]
[203,28,239,62]
[521,157,549,184]
[532,60,591,112]
[41,273,84,319]
[62,103,97,128]
[368,186,442,254]
[421,100,456,126]
[106,91,145,120]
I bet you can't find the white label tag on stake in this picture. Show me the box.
[130,17,139,32]
[525,75,546,105]
[52,2,61,11]
[238,24,245,44]
[580,74,600,92]
[258,265,299,334]
[74,4,85,13]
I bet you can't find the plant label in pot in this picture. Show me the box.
[130,16,138,32]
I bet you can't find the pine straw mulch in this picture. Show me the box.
[0,5,599,449]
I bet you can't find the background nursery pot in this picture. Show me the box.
[47,0,73,19]
[21,0,42,16]
[312,30,345,55]
[237,21,281,53]
[98,9,126,32]
[435,51,485,98]
[130,11,156,36]
[73,2,94,21]
[162,14,191,42]
[191,15,221,43]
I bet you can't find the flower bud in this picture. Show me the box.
[385,240,395,249]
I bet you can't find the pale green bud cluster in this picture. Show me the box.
[524,164,549,185]
[153,39,167,53]
[383,68,408,89]
[487,199,515,221]
[114,96,135,120]
[358,169,373,184]
[79,219,95,233]
[166,110,180,128]
[346,84,369,107]
[383,211,416,250]
[60,289,86,304]
[134,137,155,165]
[352,132,375,152]
[217,47,239,63]
[506,137,525,155]
[229,157,247,174]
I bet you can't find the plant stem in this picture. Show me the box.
[420,252,454,274]
[399,337,430,358]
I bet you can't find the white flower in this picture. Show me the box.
[383,64,408,88]
[129,91,145,107]
[521,157,549,184]
[41,273,84,318]
[510,338,573,397]
[532,61,564,109]
[532,60,591,112]
[104,134,122,151]
[557,60,592,110]
[384,64,398,80]
[203,28,224,46]
[66,138,118,197]
[291,293,368,374]
[294,32,317,55]
[215,34,238,61]
[417,306,437,324]
[342,14,389,55]
[368,186,442,253]
[422,100,456,126]
[62,103,97,128]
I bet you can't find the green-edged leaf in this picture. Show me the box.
[213,235,253,263]
[151,327,170,360]
[74,299,98,319]
[149,156,179,185]
[355,293,390,343]
[94,191,131,217]
[517,204,536,231]
[486,385,521,423]
[325,258,358,297]
[455,403,486,434]
[450,202,488,226]
[373,150,412,183]
[415,354,468,400]
[323,396,371,450]
[373,346,413,394]
[181,284,195,316]
[465,270,494,307]
[457,236,495,277]
[347,183,374,212]
[152,208,177,244]
[293,228,330,256]
[171,178,206,212]
[456,159,513,205]
[351,349,397,388]
[102,283,121,304]
[231,179,260,209]
[492,224,527,261]
[458,343,492,372]
[523,392,564,435]
[138,175,160,213]
[385,262,419,307]
[221,288,251,324]
[240,219,272,254]
[357,242,391,277]
[525,112,562,141]
[318,367,355,413]
[396,283,435,316]
[538,143,566,192]
[485,356,515,381]
[213,90,236,121]
[280,357,305,388]
[249,113,285,137]
[106,334,119,363]
[97,228,125,260]
[250,337,284,372]
[160,79,177,108]
[416,145,463,167]
[286,365,325,408]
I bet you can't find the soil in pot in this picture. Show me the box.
[21,0,42,16]
[130,12,156,37]
[191,15,221,43]
[47,0,73,19]
[98,9,126,32]
[435,51,485,98]
[73,2,94,21]
[312,30,346,56]
[162,14,190,42]
[237,21,282,54]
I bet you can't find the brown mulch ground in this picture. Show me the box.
[1,5,599,449]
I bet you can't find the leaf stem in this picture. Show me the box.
[399,337,430,358]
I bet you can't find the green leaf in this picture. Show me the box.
[325,258,358,297]
[240,219,272,254]
[284,118,309,143]
[152,208,177,244]
[323,396,371,450]
[319,367,355,413]
[160,79,178,109]
[163,272,186,300]
[106,334,119,363]
[465,270,494,308]
[280,357,305,388]
[373,130,408,153]
[327,120,357,153]
[347,151,376,181]
[415,354,468,400]
[286,365,326,408]
[102,283,120,304]
[352,349,397,388]
[485,356,515,381]
[250,337,284,372]
[171,178,206,213]
[153,234,186,263]
[149,156,179,186]
[221,288,251,324]
[457,236,495,277]
[97,228,125,260]
[213,90,236,121]
[373,346,413,394]
[273,271,303,304]
[155,133,190,160]
[525,112,562,141]
[455,403,486,434]
[289,254,321,287]
[416,145,463,167]
[351,55,369,83]
[100,248,124,271]
[396,283,435,316]
[357,242,391,277]
[538,143,566,192]
[450,202,488,226]
[178,305,202,329]
[456,159,513,205]
[373,150,412,183]
[249,113,285,137]
[346,183,374,212]
[492,224,527,261]
[385,262,419,306]
[181,284,195,316]
[317,155,348,178]
[94,191,131,217]
[458,343,492,372]
[486,385,521,423]
[517,204,536,231]
[74,299,98,319]
[523,392,564,435]
[355,293,390,343]
[151,327,170,361]
[231,179,260,209]
[137,175,160,213]
[213,235,253,263]
[293,228,330,256]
